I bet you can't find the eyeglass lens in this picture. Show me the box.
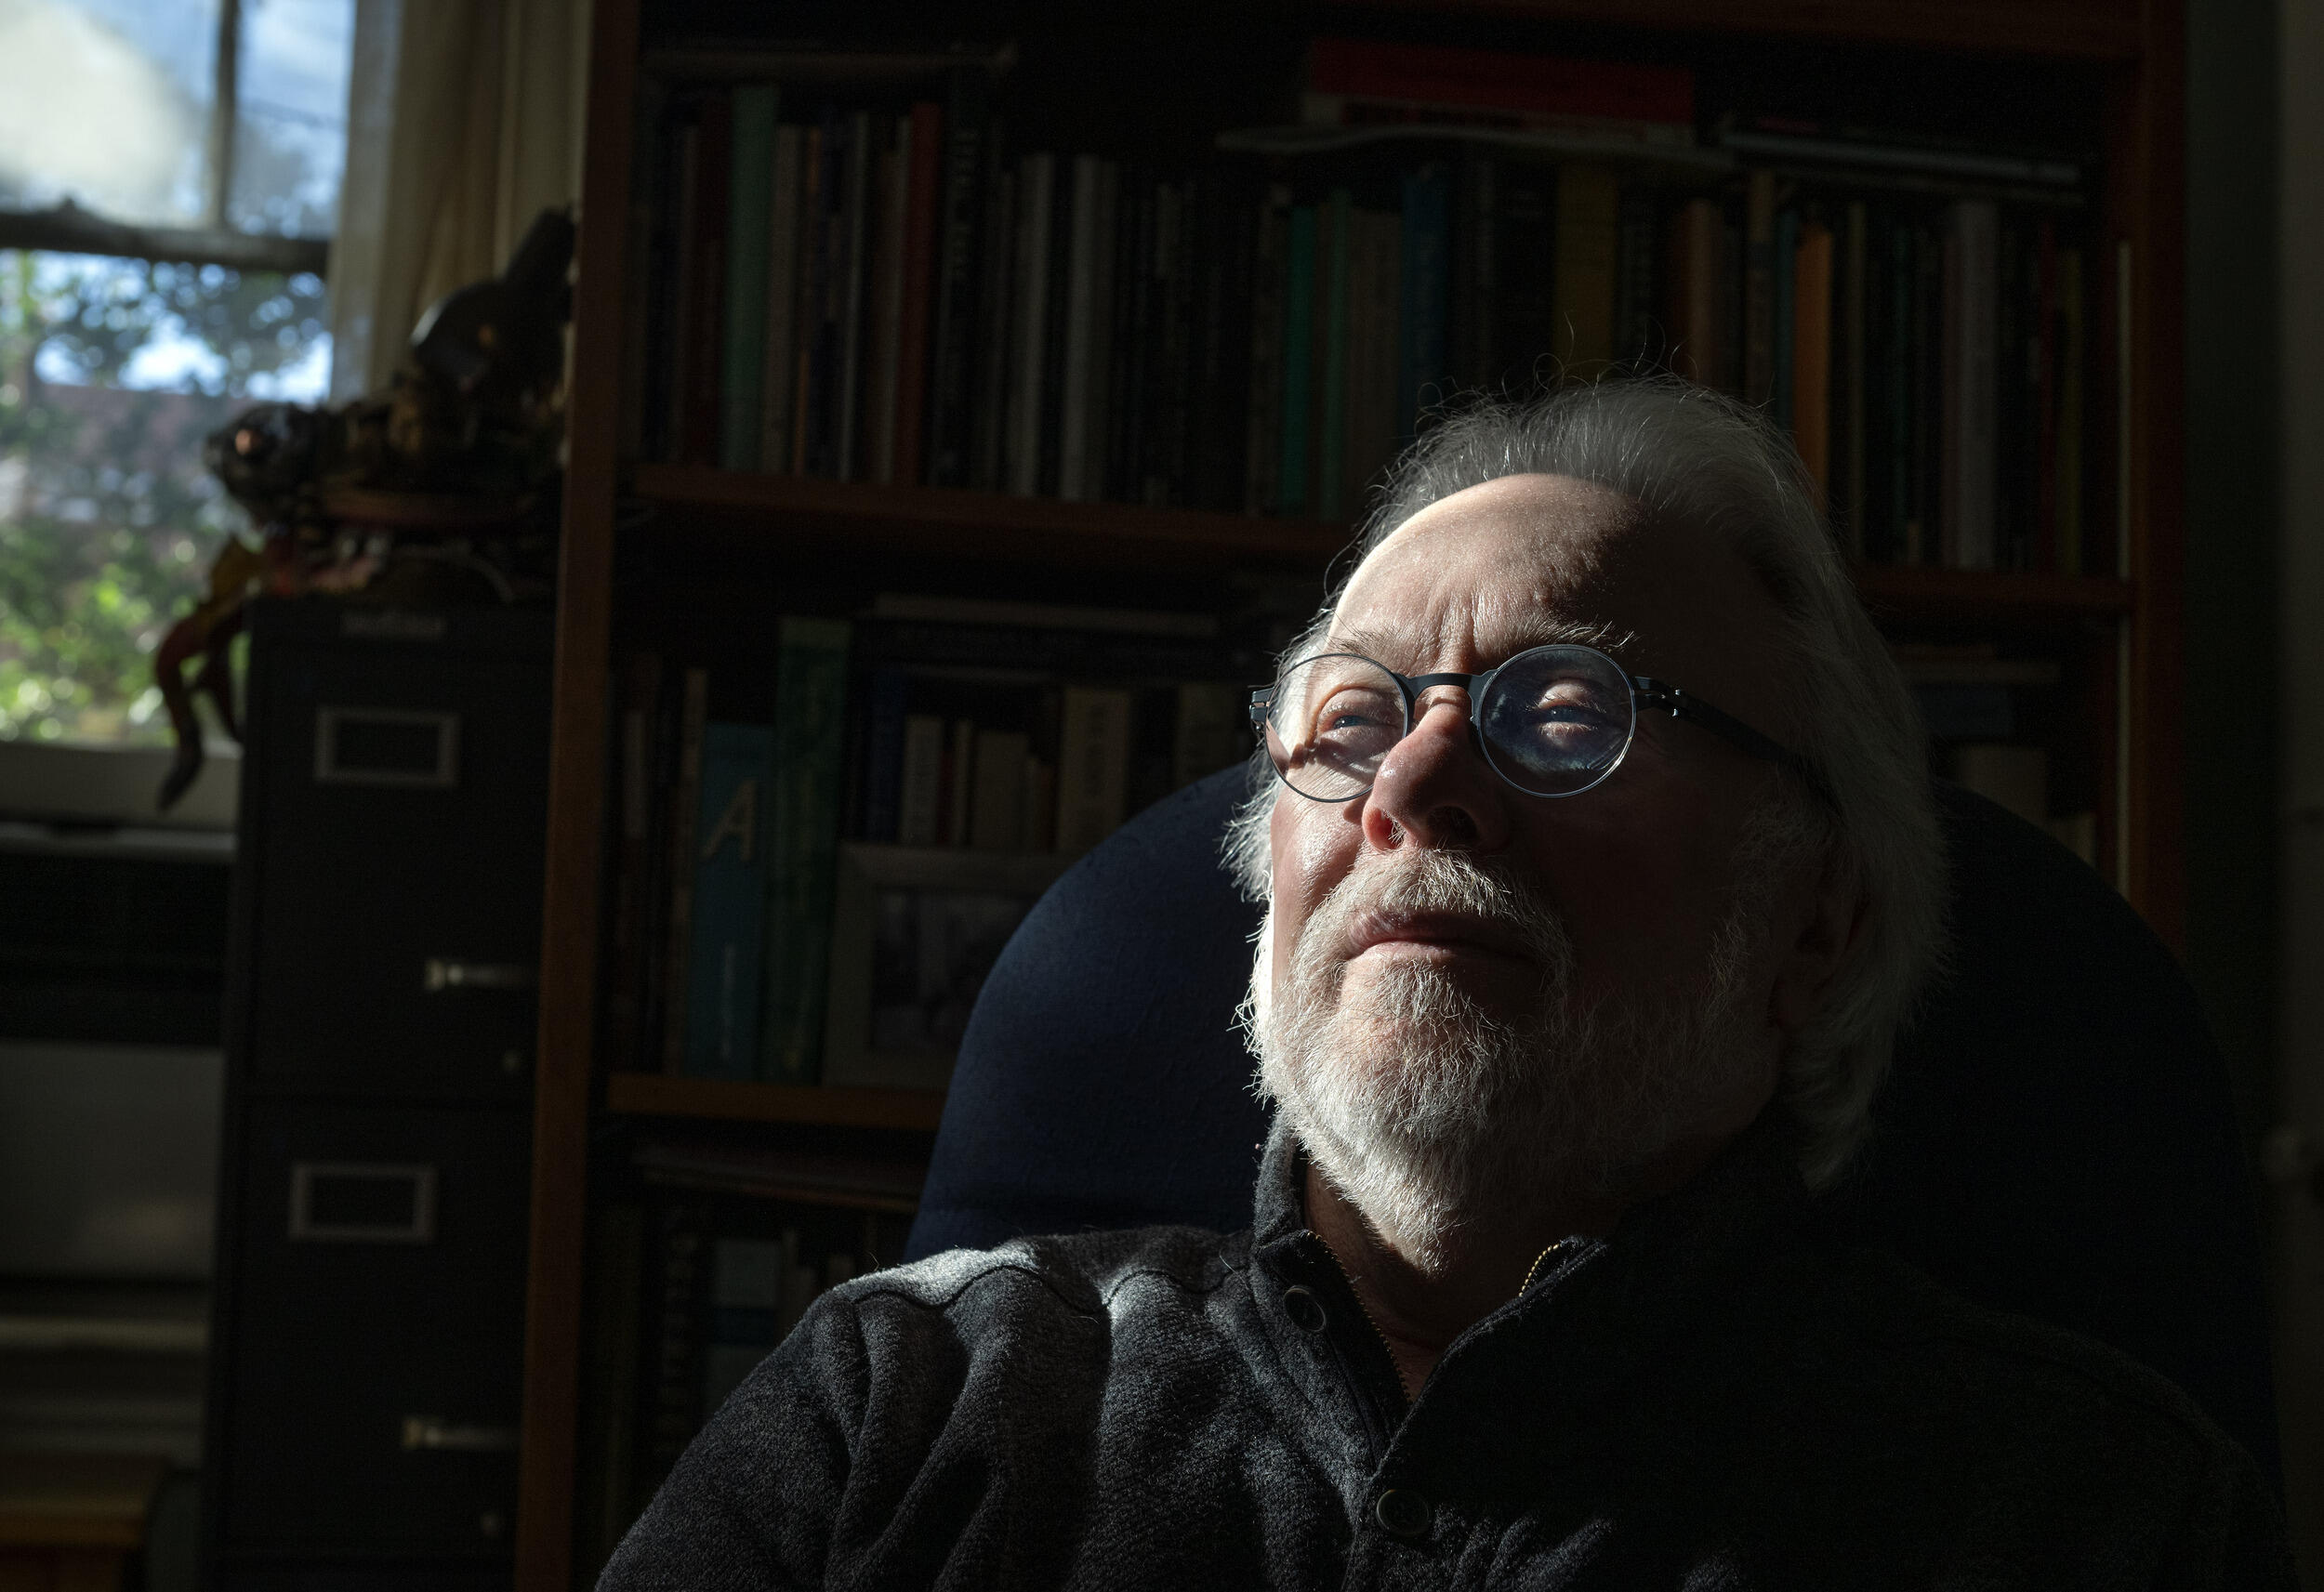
[1263,647,1639,801]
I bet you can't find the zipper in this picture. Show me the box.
[1312,1233,1408,1401]
[1519,1238,1578,1297]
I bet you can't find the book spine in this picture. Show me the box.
[835,111,874,481]
[1674,197,1720,388]
[864,120,910,486]
[1280,204,1316,517]
[1195,176,1253,512]
[662,117,702,461]
[683,92,734,466]
[1939,222,1963,567]
[660,667,710,1072]
[1791,219,1834,500]
[1842,200,1870,551]
[1953,199,2000,572]
[1084,162,1121,501]
[1398,164,1451,440]
[927,71,990,488]
[682,723,773,1080]
[606,651,664,1075]
[861,667,910,844]
[1742,169,1776,405]
[2055,245,2085,574]
[1547,165,1615,379]
[1246,185,1289,513]
[1455,152,1496,390]
[1039,162,1077,498]
[760,618,853,1084]
[1058,154,1105,501]
[897,713,944,847]
[969,729,1033,849]
[621,78,667,462]
[789,124,825,474]
[1720,199,1744,396]
[1317,188,1353,521]
[971,159,1015,492]
[720,84,779,470]
[1771,206,1798,430]
[1342,206,1397,513]
[1007,152,1054,496]
[892,99,944,487]
[1053,686,1134,854]
[642,1202,706,1480]
[1156,180,1197,507]
[759,125,805,473]
[1615,189,1659,371]
[944,717,976,846]
[1888,215,1915,559]
[2034,220,2060,572]
[804,116,844,477]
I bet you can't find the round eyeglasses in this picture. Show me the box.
[1248,644,1828,804]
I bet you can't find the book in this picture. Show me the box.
[684,723,774,1079]
[944,717,976,846]
[1397,164,1451,438]
[1173,682,1246,790]
[1059,154,1110,501]
[1841,201,1871,551]
[834,110,875,480]
[1007,151,1055,496]
[1281,203,1319,516]
[1054,686,1133,853]
[1246,185,1290,512]
[720,84,779,470]
[970,160,1015,491]
[1454,153,1496,391]
[1670,197,1721,388]
[970,729,1033,849]
[659,667,710,1072]
[1552,165,1619,377]
[927,70,992,488]
[1316,188,1353,520]
[2054,246,2085,574]
[1344,206,1402,512]
[864,117,911,485]
[1770,206,1799,428]
[1742,170,1776,405]
[1948,200,2000,570]
[892,99,944,487]
[897,714,944,847]
[1038,156,1076,497]
[758,125,806,472]
[1791,219,1835,498]
[761,618,852,1084]
[1615,189,1659,370]
[681,92,734,466]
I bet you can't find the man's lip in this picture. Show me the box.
[1344,910,1529,961]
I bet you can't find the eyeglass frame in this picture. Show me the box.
[1247,643,1833,808]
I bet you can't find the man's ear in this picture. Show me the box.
[1769,853,1868,1036]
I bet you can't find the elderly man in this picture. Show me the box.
[602,382,2289,1588]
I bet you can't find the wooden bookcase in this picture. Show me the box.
[513,1,2185,1584]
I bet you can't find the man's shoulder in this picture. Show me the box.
[833,1223,1249,1326]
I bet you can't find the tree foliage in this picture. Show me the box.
[0,249,324,743]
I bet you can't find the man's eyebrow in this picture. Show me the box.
[1325,618,1638,665]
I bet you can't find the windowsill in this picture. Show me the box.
[0,739,239,832]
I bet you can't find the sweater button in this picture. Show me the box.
[1281,1284,1328,1333]
[1374,1487,1431,1539]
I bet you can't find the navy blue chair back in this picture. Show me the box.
[909,766,2278,1482]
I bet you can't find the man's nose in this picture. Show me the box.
[1362,696,1513,852]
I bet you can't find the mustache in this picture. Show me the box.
[1302,849,1573,974]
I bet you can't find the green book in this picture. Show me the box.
[1279,204,1315,517]
[759,616,852,1084]
[1317,188,1352,521]
[720,84,779,470]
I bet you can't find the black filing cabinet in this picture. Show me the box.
[203,601,550,1589]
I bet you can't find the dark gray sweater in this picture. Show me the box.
[601,1118,2291,1589]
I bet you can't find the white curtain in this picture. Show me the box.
[325,0,595,401]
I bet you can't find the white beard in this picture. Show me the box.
[1248,849,1767,1274]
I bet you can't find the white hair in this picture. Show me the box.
[1224,377,1946,1189]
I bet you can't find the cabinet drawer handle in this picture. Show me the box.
[423,959,535,993]
[401,1416,519,1454]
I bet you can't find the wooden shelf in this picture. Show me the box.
[1852,565,2133,626]
[627,463,1347,571]
[603,1071,946,1132]
[629,464,2143,626]
[1406,0,2146,62]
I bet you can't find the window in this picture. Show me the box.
[0,0,353,745]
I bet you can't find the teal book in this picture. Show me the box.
[1279,204,1316,517]
[760,617,852,1084]
[1318,188,1352,520]
[684,722,774,1079]
[1398,164,1450,441]
[720,84,780,469]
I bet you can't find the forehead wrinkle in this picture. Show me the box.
[1322,613,1639,674]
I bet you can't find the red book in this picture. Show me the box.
[1307,37,1693,128]
[891,100,944,486]
[680,91,733,466]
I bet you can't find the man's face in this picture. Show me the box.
[1255,473,1816,1257]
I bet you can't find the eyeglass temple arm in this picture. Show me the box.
[1632,679,1834,805]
